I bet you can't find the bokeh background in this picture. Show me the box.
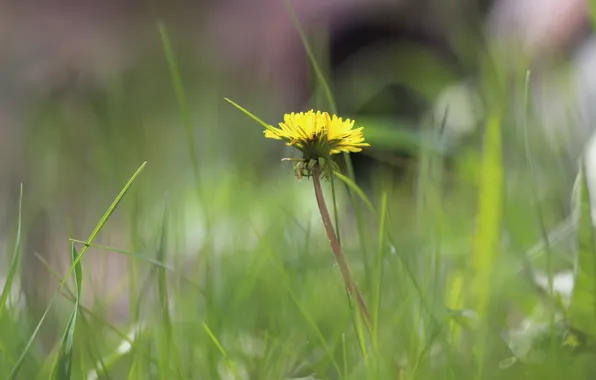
[2,0,596,378]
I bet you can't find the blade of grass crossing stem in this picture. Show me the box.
[31,250,155,376]
[68,239,174,270]
[51,243,83,380]
[8,162,146,379]
[468,111,503,377]
[0,184,23,319]
[372,193,388,351]
[568,165,596,336]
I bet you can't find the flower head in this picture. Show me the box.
[264,110,370,159]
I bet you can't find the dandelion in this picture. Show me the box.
[264,110,369,180]
[225,98,372,332]
[264,110,369,156]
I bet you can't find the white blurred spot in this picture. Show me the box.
[432,81,483,139]
[87,322,145,380]
[533,270,575,308]
[0,275,22,311]
[218,359,249,380]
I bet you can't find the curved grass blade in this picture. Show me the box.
[157,23,201,186]
[7,162,146,379]
[202,321,240,379]
[282,0,336,114]
[51,243,83,380]
[333,172,376,215]
[0,183,23,319]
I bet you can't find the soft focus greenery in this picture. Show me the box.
[1,12,596,380]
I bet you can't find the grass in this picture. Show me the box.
[2,13,596,380]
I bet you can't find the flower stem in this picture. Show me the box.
[312,169,371,330]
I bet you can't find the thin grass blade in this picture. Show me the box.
[467,110,504,377]
[0,184,23,319]
[51,243,83,380]
[372,192,388,350]
[224,98,277,133]
[7,162,146,379]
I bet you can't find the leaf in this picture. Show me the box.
[568,165,596,336]
[51,243,83,380]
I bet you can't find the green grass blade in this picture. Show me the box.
[468,110,504,306]
[588,0,596,28]
[372,192,388,350]
[156,202,180,379]
[202,321,240,379]
[468,110,504,377]
[282,0,336,114]
[568,165,596,336]
[333,171,376,215]
[68,239,174,270]
[80,162,146,255]
[224,98,276,133]
[281,0,361,237]
[51,243,83,380]
[157,23,201,184]
[8,162,146,379]
[0,183,23,319]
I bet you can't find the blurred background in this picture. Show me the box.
[1,0,596,376]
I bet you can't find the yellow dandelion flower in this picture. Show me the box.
[264,110,370,158]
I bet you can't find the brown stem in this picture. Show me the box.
[312,169,371,330]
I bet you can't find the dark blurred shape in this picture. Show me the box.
[325,4,488,186]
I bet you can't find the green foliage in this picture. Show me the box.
[5,9,596,380]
